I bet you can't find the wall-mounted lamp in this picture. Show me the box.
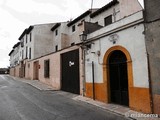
[79,32,87,41]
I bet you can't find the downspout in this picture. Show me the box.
[92,61,95,100]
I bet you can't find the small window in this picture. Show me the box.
[21,38,24,47]
[104,15,112,26]
[44,59,50,78]
[26,35,28,43]
[72,25,75,32]
[29,48,31,59]
[71,42,75,46]
[22,50,24,59]
[55,45,58,52]
[30,33,32,42]
[55,29,58,36]
[26,46,28,59]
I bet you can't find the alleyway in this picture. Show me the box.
[0,75,129,120]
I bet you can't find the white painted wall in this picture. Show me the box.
[33,23,55,59]
[68,15,90,45]
[85,11,149,88]
[91,4,120,26]
[119,0,142,18]
[9,44,20,67]
[52,22,69,51]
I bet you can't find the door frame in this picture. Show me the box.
[33,61,39,80]
[60,49,80,94]
[103,45,133,106]
[108,50,129,106]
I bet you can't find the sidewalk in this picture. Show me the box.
[73,96,160,120]
[11,76,57,91]
[11,76,159,120]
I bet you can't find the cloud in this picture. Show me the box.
[6,0,64,15]
[0,0,144,68]
[60,0,87,19]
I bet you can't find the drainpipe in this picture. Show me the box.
[147,52,154,113]
[92,61,95,100]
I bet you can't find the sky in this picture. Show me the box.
[0,0,144,68]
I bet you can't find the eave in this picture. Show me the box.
[13,42,20,49]
[51,23,61,31]
[26,26,34,34]
[9,50,14,56]
[90,0,119,18]
[67,10,92,27]
[18,29,27,40]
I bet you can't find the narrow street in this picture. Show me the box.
[0,75,130,120]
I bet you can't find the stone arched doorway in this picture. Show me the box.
[103,46,133,106]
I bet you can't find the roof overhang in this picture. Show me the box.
[67,10,92,27]
[26,26,34,34]
[9,50,14,56]
[18,29,28,40]
[13,42,20,49]
[18,26,34,40]
[51,23,61,31]
[90,0,119,18]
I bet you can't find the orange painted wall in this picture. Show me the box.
[153,94,160,114]
[85,83,108,103]
[129,87,151,113]
[86,83,151,113]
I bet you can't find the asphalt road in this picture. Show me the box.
[0,75,129,120]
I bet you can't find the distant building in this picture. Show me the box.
[19,23,55,77]
[9,42,20,67]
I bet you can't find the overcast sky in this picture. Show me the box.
[0,0,144,68]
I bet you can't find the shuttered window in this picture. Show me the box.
[55,29,58,36]
[30,33,32,42]
[44,59,50,78]
[29,48,31,59]
[72,25,75,32]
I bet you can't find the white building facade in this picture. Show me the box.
[84,11,151,114]
[9,42,20,67]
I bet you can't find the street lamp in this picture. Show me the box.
[79,31,87,96]
[79,32,87,41]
